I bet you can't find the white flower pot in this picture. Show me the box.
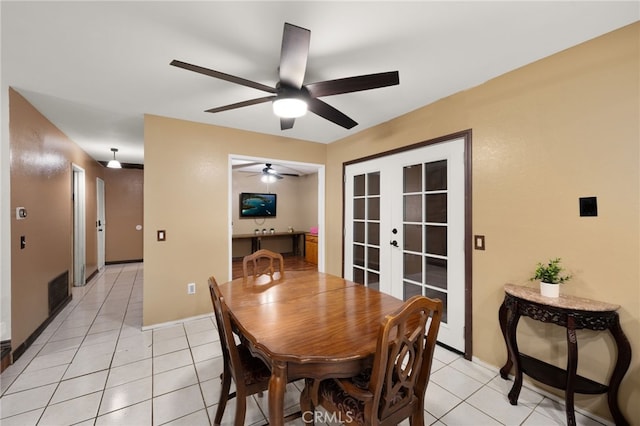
[540,281,560,298]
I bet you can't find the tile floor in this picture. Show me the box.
[0,263,608,425]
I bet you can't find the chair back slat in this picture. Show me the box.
[370,295,443,423]
[242,249,284,280]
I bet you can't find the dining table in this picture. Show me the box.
[218,269,406,426]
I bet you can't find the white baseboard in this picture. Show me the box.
[141,312,214,332]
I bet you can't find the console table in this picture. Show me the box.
[498,284,631,426]
[232,231,306,256]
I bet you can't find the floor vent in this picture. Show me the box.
[49,270,69,315]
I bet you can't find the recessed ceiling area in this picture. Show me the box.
[2,2,637,165]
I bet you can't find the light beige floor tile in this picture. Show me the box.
[185,329,218,347]
[430,365,484,400]
[153,364,199,396]
[450,357,497,384]
[153,335,189,356]
[99,376,152,416]
[183,317,215,335]
[466,384,536,425]
[5,364,67,394]
[152,384,205,426]
[153,325,185,342]
[95,399,152,426]
[153,348,192,374]
[161,408,210,426]
[439,401,502,425]
[190,341,223,363]
[22,348,76,373]
[51,370,108,404]
[63,351,112,379]
[0,408,44,426]
[106,358,152,388]
[38,391,103,426]
[423,382,462,419]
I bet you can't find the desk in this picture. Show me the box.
[219,270,405,426]
[232,231,306,256]
[498,284,631,426]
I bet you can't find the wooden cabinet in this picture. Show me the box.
[305,234,318,264]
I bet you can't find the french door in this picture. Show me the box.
[344,136,467,352]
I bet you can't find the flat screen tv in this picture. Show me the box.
[239,192,277,218]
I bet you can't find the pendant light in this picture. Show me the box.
[107,148,122,169]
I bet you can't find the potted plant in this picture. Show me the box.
[530,257,572,297]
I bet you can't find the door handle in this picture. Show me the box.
[390,240,398,247]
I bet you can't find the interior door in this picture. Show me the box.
[344,136,467,352]
[72,165,86,286]
[96,177,105,271]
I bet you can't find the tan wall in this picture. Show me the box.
[324,23,639,422]
[143,116,326,326]
[103,167,144,262]
[143,23,638,422]
[9,88,103,350]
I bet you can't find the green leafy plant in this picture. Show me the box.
[530,258,572,284]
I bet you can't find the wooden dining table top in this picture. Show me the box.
[219,270,406,364]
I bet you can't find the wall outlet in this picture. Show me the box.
[187,283,196,294]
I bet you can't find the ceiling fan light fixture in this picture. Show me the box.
[261,173,278,183]
[272,97,307,118]
[107,148,122,169]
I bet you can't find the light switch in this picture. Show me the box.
[474,235,485,250]
[157,230,166,241]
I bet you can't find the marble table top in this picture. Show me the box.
[504,283,620,312]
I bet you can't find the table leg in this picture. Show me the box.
[608,315,631,426]
[505,301,523,405]
[498,298,512,379]
[268,361,287,426]
[565,315,578,426]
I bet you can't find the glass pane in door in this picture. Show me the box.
[351,172,381,287]
[403,160,450,325]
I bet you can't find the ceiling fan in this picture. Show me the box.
[233,162,300,182]
[170,22,399,130]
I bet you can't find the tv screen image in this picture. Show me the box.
[240,193,277,218]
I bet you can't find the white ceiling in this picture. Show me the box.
[2,1,638,166]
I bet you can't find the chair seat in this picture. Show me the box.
[318,378,366,425]
[236,343,271,385]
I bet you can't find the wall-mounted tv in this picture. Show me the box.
[239,192,277,218]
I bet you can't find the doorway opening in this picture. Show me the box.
[228,155,325,280]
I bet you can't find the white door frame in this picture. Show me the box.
[72,164,86,286]
[96,177,106,271]
[343,130,472,359]
[228,154,326,280]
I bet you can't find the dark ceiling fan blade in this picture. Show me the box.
[307,98,357,129]
[305,71,399,98]
[280,117,295,130]
[205,96,276,113]
[170,59,277,94]
[279,23,311,89]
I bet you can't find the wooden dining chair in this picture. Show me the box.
[208,276,300,425]
[208,276,273,425]
[301,295,443,425]
[242,249,284,280]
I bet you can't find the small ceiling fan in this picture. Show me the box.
[233,162,300,182]
[170,22,399,130]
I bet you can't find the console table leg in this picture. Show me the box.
[505,302,522,405]
[498,298,513,379]
[565,316,578,426]
[608,316,631,426]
